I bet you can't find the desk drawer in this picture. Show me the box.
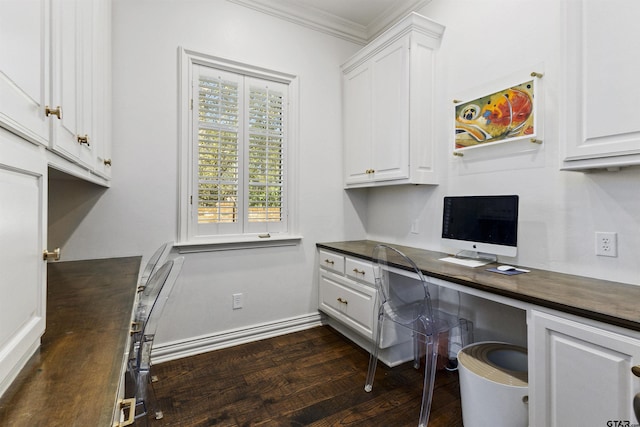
[319,270,376,338]
[345,257,375,286]
[319,250,344,274]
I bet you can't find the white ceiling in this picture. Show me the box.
[292,0,417,27]
[229,0,430,44]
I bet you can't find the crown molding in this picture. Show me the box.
[228,0,431,45]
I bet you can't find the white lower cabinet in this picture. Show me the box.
[318,250,426,367]
[529,309,640,426]
[319,268,376,340]
[0,131,47,397]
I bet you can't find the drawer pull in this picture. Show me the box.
[324,259,335,265]
[113,398,135,426]
[352,268,365,276]
[45,105,62,119]
[632,366,640,377]
[337,297,348,305]
[43,248,61,261]
[77,134,90,146]
[130,321,142,335]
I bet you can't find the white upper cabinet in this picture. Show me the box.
[342,13,444,188]
[1,0,111,183]
[562,0,640,171]
[0,0,50,146]
[50,0,111,178]
[50,0,94,167]
[88,0,112,179]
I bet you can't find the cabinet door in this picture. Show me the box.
[50,0,94,168]
[0,0,50,146]
[0,131,47,397]
[563,0,640,169]
[529,310,640,426]
[319,269,376,339]
[90,0,112,179]
[343,62,373,185]
[370,37,410,182]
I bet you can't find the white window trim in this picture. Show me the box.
[176,47,301,249]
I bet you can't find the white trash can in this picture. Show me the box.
[457,342,528,427]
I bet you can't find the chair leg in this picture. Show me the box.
[413,329,420,369]
[365,310,384,392]
[417,333,439,427]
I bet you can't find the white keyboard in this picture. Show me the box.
[439,256,491,268]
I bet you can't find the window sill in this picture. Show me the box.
[174,234,303,253]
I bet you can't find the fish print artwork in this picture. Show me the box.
[455,80,535,149]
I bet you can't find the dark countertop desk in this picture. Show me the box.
[0,257,140,427]
[317,240,640,332]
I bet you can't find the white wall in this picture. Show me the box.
[364,0,640,286]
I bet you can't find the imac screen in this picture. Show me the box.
[442,195,519,251]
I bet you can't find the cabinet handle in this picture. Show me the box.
[337,297,348,305]
[104,159,112,166]
[353,268,365,276]
[77,134,90,146]
[365,169,375,174]
[324,259,335,265]
[43,248,61,261]
[45,105,62,119]
[130,321,142,335]
[632,366,640,377]
[113,398,136,427]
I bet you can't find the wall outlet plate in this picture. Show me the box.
[232,293,244,309]
[595,232,618,257]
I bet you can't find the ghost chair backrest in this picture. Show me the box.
[137,242,173,292]
[128,256,185,422]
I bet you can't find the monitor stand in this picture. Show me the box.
[439,251,497,268]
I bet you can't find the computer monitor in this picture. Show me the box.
[441,195,519,265]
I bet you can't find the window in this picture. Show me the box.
[178,49,298,246]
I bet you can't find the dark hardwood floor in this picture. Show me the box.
[142,326,463,426]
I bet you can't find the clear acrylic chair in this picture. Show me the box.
[137,242,173,292]
[128,256,184,424]
[364,244,457,427]
[129,243,175,362]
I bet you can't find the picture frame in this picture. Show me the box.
[452,71,543,155]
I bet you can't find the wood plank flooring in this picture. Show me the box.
[143,326,463,426]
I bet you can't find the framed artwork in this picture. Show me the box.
[453,72,542,154]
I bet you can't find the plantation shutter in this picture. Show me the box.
[192,66,288,237]
[194,66,244,235]
[245,77,287,234]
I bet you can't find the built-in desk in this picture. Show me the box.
[317,240,640,426]
[0,257,140,427]
[318,240,640,331]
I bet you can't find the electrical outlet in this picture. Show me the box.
[595,232,618,257]
[232,293,244,309]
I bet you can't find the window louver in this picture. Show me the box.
[248,86,284,222]
[197,76,240,224]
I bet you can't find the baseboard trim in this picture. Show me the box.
[151,312,324,364]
